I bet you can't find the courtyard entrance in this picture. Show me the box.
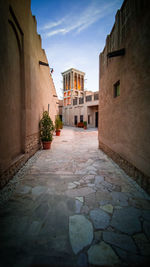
[0,127,150,266]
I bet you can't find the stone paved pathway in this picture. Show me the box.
[0,127,150,267]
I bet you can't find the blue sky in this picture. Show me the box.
[31,0,124,99]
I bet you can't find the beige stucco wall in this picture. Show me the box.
[63,104,98,128]
[63,91,99,128]
[0,0,58,188]
[99,0,150,181]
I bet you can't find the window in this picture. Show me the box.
[88,115,90,124]
[73,98,77,105]
[48,104,50,113]
[94,94,99,100]
[80,115,83,122]
[114,81,120,97]
[86,95,92,102]
[79,97,84,104]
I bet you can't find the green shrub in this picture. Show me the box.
[55,115,62,131]
[40,111,54,141]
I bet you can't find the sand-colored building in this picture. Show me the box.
[0,0,58,188]
[98,0,150,193]
[62,68,99,127]
[58,100,63,121]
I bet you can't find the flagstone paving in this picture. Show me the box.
[0,126,150,266]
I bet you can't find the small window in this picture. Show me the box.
[114,81,120,97]
[88,115,90,124]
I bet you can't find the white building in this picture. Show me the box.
[62,68,99,128]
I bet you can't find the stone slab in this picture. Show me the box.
[111,191,129,206]
[100,204,113,214]
[68,183,77,189]
[75,197,84,203]
[114,247,149,265]
[94,175,104,185]
[88,241,120,265]
[111,207,142,234]
[65,187,95,197]
[90,209,110,229]
[69,215,93,254]
[32,186,47,196]
[103,231,137,253]
[75,200,83,213]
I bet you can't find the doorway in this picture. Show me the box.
[80,115,83,122]
[74,116,78,125]
[95,112,98,127]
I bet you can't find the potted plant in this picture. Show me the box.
[40,111,54,149]
[60,120,63,129]
[83,121,87,130]
[55,115,62,136]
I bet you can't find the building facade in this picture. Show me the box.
[98,0,150,193]
[0,0,59,188]
[62,68,99,128]
[58,99,63,121]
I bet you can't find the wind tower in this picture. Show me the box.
[61,68,85,107]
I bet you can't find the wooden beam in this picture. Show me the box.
[107,48,125,58]
[39,61,49,67]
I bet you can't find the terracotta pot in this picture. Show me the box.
[84,126,87,130]
[56,130,61,136]
[42,141,51,149]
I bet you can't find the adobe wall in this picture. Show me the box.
[0,0,58,188]
[99,0,150,193]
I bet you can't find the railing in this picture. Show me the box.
[86,95,92,102]
[79,97,84,104]
[94,94,99,100]
[66,93,98,106]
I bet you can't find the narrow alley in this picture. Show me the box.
[0,127,150,267]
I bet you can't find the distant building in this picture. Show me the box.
[58,99,63,121]
[98,0,150,193]
[0,0,58,188]
[62,68,99,127]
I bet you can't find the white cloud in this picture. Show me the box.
[42,19,64,30]
[41,0,117,38]
[45,28,66,37]
[41,16,68,30]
